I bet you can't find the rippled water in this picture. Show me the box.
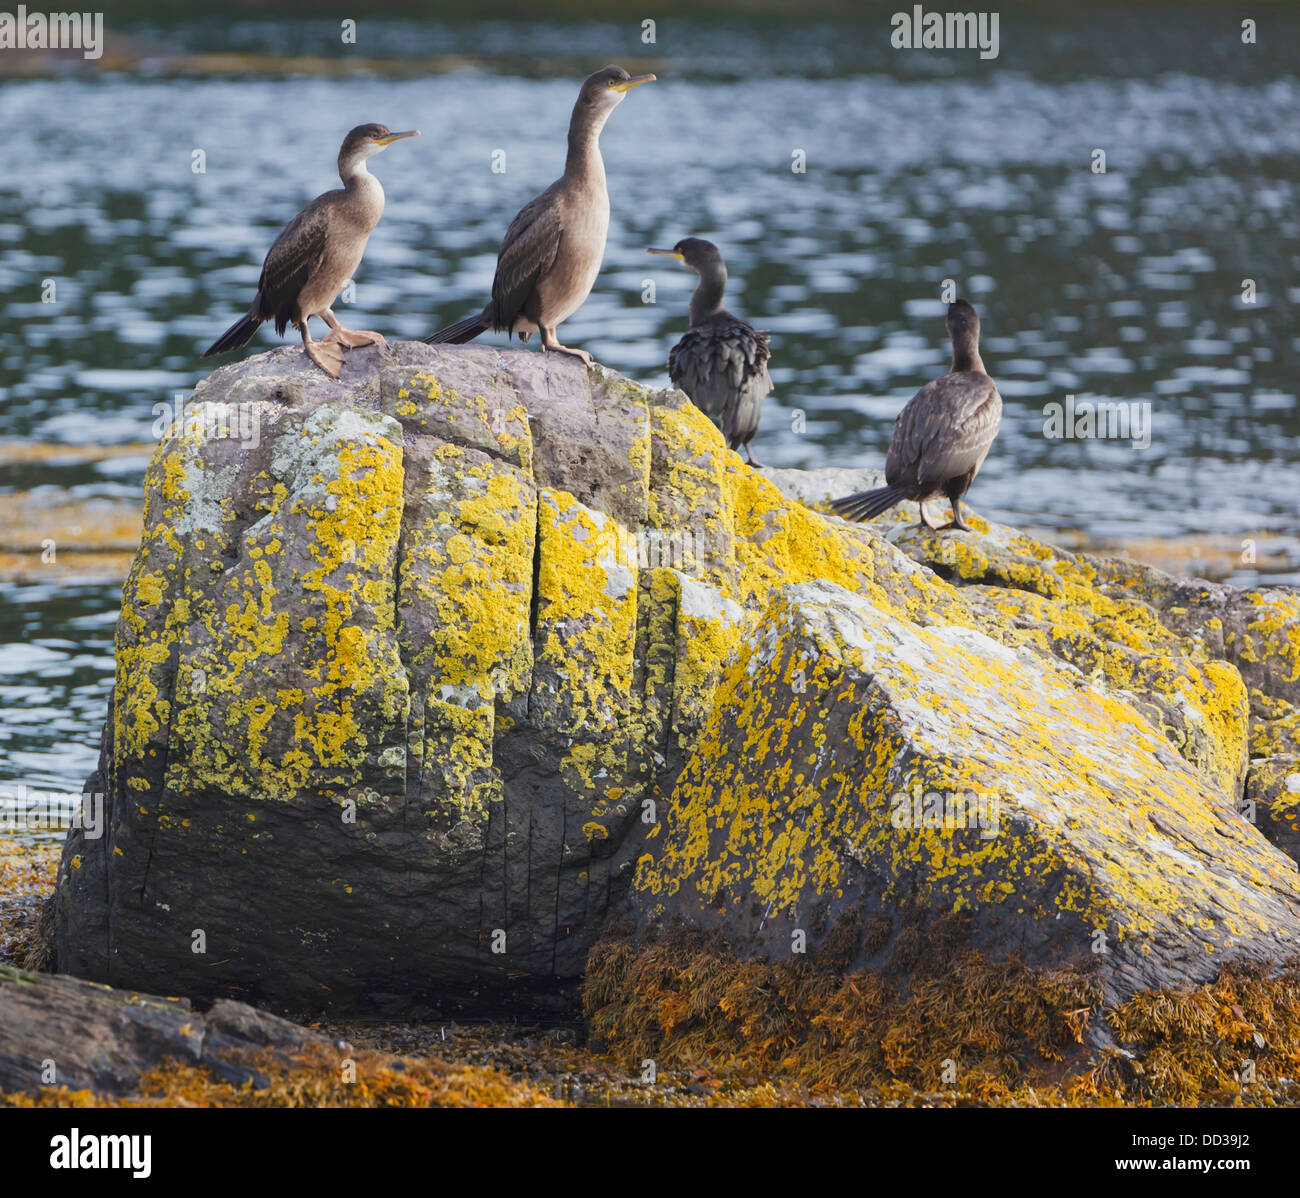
[2,9,1298,796]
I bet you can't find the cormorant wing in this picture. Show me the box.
[254,194,333,331]
[667,315,773,420]
[886,371,1001,489]
[490,184,564,330]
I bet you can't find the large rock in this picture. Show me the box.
[53,342,1300,1019]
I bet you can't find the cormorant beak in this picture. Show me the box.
[646,248,685,262]
[612,74,656,93]
[374,130,421,146]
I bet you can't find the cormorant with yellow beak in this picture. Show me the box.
[424,66,655,364]
[202,123,420,379]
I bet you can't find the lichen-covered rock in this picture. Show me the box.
[53,342,1300,1020]
[630,580,1300,1004]
[768,469,1256,807]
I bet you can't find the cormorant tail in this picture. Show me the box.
[202,312,262,358]
[829,484,907,523]
[424,311,491,345]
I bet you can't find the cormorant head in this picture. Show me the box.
[579,65,656,114]
[339,123,420,166]
[647,238,725,276]
[947,298,980,346]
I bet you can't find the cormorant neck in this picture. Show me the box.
[951,338,983,374]
[565,104,611,182]
[689,263,727,326]
[340,156,375,188]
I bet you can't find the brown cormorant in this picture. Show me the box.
[423,66,655,364]
[647,238,773,466]
[830,299,1001,532]
[202,123,419,379]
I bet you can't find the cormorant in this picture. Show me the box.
[830,299,1001,532]
[423,66,655,364]
[202,123,420,379]
[647,238,773,466]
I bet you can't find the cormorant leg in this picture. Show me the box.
[936,498,974,532]
[937,479,975,532]
[917,500,940,531]
[540,326,592,366]
[300,321,344,379]
[320,308,388,349]
[742,443,765,468]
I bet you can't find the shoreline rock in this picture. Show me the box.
[0,964,322,1097]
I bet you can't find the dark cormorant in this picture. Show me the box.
[830,299,1001,532]
[423,66,655,365]
[647,238,773,466]
[202,123,419,379]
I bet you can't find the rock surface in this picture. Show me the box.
[53,342,1300,1017]
[631,579,1300,1005]
[0,964,322,1096]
